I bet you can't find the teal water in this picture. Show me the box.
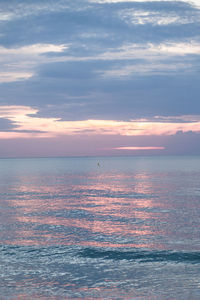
[0,156,200,299]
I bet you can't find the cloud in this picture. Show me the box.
[0,72,33,83]
[36,40,200,81]
[0,43,68,82]
[0,12,14,21]
[1,38,199,83]
[90,0,180,1]
[0,0,199,134]
[97,41,200,61]
[89,0,200,9]
[93,41,200,77]
[0,118,16,131]
[0,0,199,86]
[154,115,200,122]
[119,8,200,26]
[113,146,165,150]
[46,41,200,64]
[1,105,200,139]
[0,0,75,21]
[101,62,193,77]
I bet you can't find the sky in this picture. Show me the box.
[0,0,200,157]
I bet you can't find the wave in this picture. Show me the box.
[1,245,200,264]
[79,248,200,264]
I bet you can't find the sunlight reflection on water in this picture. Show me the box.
[0,156,200,298]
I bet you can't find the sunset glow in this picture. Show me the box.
[0,0,199,156]
[0,105,200,141]
[114,147,165,150]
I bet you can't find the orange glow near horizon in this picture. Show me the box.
[0,105,200,140]
[114,146,165,150]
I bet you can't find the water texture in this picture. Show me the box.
[0,156,200,299]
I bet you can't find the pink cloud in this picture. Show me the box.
[114,146,165,150]
[0,105,200,140]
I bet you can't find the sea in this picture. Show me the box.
[0,156,200,299]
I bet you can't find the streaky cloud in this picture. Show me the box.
[114,146,165,150]
[89,0,200,9]
[0,43,68,82]
[119,8,200,26]
[1,106,200,139]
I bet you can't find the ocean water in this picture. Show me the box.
[0,156,200,299]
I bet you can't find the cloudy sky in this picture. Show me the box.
[0,0,200,157]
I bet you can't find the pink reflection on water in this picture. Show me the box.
[15,295,61,300]
[4,172,175,249]
[8,282,157,300]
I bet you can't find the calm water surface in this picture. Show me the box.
[0,156,200,299]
